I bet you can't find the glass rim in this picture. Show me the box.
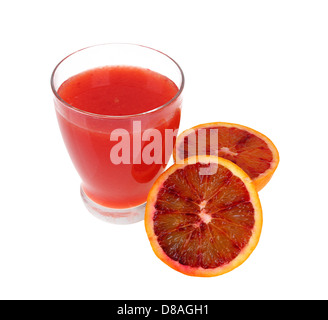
[51,43,185,119]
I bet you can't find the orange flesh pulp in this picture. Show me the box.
[153,162,255,269]
[177,127,273,180]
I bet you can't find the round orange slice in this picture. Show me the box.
[145,156,262,277]
[174,122,279,191]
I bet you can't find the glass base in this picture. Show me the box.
[80,186,146,224]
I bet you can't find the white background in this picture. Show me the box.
[1,0,327,300]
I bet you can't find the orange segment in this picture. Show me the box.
[174,122,279,191]
[145,156,262,277]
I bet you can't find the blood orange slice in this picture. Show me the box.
[145,156,262,277]
[174,122,279,191]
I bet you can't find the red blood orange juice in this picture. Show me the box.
[57,66,180,207]
[51,44,184,224]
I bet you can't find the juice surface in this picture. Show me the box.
[56,66,181,208]
[58,66,178,116]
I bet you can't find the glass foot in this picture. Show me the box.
[80,186,146,224]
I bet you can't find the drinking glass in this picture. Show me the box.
[51,43,184,224]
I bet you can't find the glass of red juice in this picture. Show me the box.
[51,44,184,224]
